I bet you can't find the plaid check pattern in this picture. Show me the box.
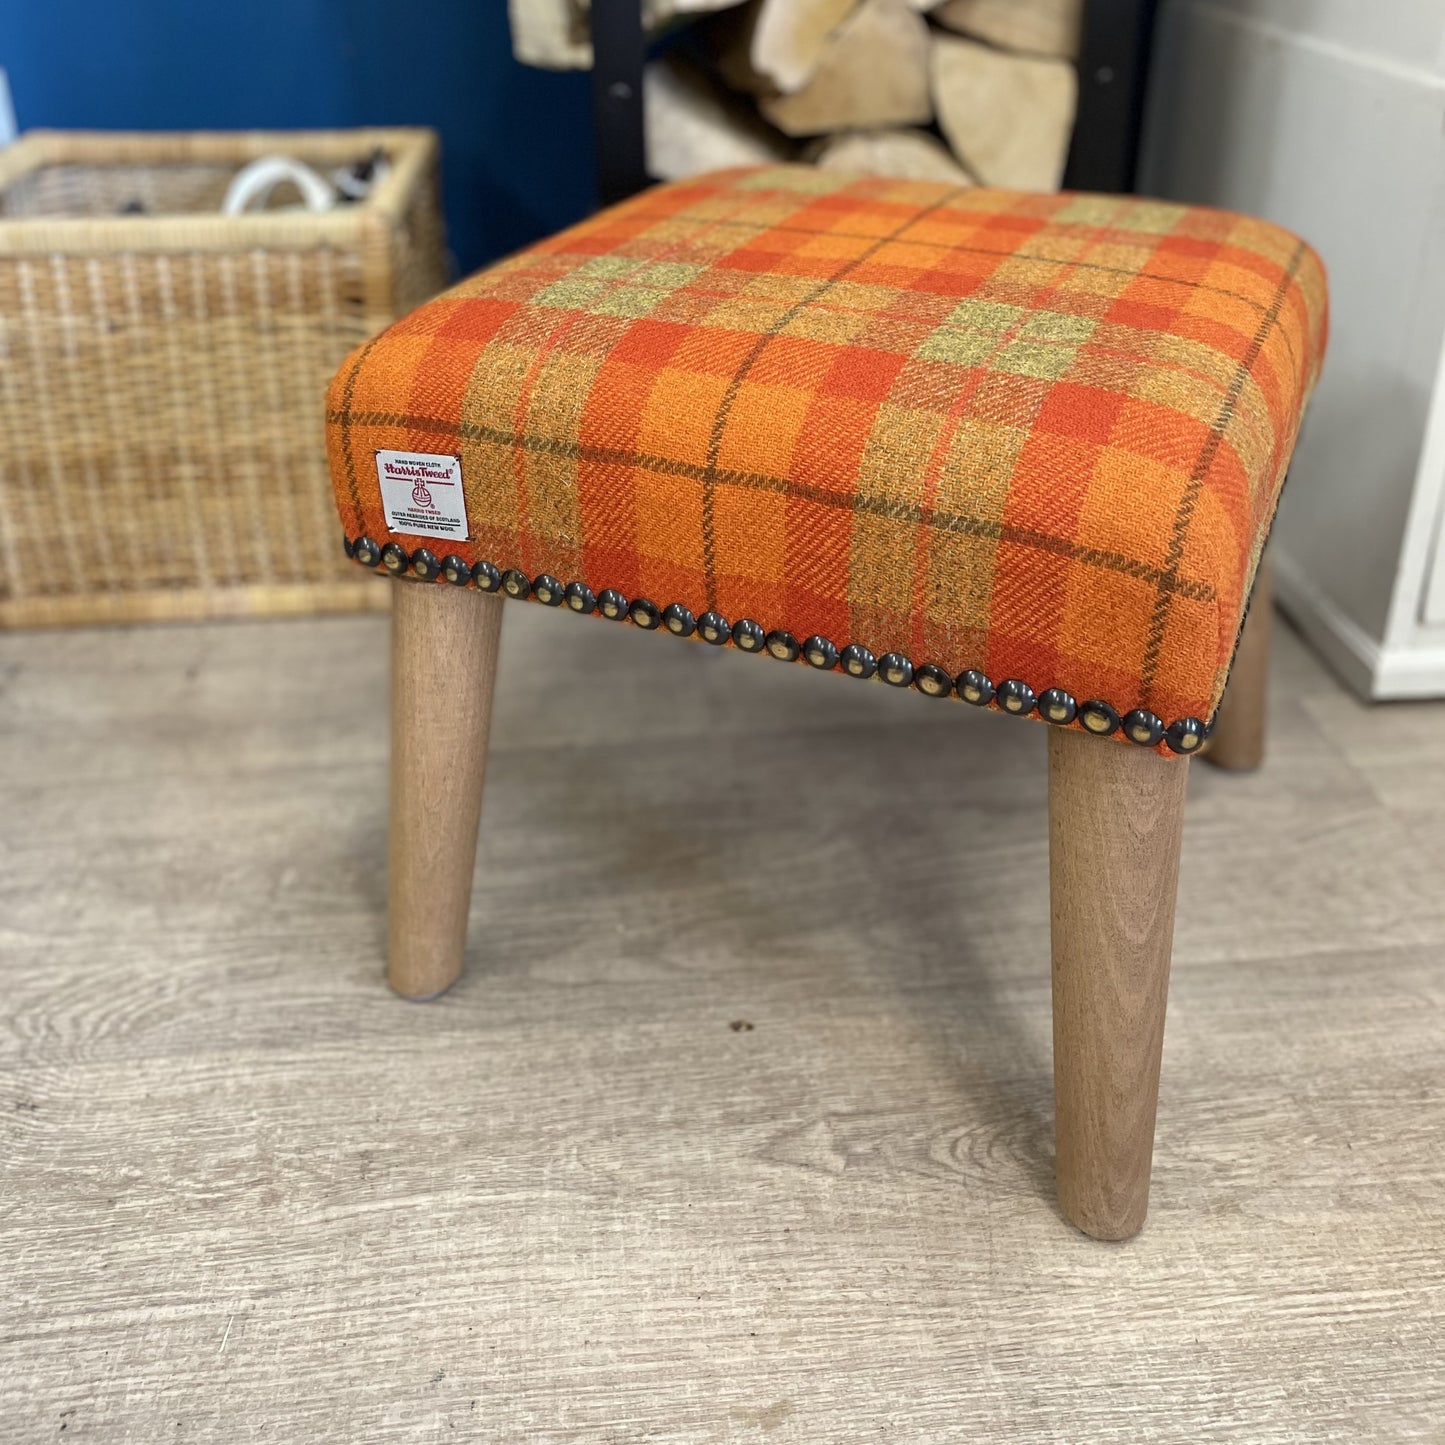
[327,166,1327,750]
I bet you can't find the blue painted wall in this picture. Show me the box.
[0,0,597,274]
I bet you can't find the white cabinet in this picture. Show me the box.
[1139,0,1445,697]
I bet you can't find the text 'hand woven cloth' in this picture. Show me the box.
[326,165,1327,752]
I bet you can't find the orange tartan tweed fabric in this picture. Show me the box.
[326,166,1327,743]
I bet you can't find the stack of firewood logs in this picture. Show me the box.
[509,0,1081,190]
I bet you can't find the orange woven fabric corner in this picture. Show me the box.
[326,165,1327,751]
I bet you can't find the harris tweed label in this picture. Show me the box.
[376,450,468,540]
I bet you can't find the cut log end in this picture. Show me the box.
[810,127,974,184]
[510,0,1078,202]
[759,0,933,137]
[931,34,1077,189]
[645,54,797,181]
[931,0,1083,59]
[509,0,753,71]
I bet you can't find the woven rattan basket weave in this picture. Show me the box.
[0,128,447,627]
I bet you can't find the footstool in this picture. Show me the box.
[325,167,1327,1239]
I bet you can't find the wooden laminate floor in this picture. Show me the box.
[1,601,1442,1442]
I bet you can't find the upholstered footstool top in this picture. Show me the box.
[327,165,1326,752]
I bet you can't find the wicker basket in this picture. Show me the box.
[0,128,448,627]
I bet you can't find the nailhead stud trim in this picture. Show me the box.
[1165,716,1207,754]
[663,602,696,637]
[629,597,662,630]
[1124,709,1165,747]
[914,664,952,697]
[698,611,730,645]
[344,539,1210,750]
[879,653,913,687]
[1038,687,1077,726]
[766,630,800,662]
[565,580,597,614]
[996,679,1036,716]
[957,669,994,706]
[1079,699,1119,736]
[732,618,766,652]
[804,635,838,670]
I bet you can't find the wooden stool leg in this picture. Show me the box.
[1206,555,1273,772]
[388,581,504,999]
[1048,728,1189,1241]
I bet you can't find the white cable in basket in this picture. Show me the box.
[221,156,338,215]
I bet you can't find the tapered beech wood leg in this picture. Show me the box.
[388,581,504,999]
[1206,555,1273,772]
[1049,728,1189,1241]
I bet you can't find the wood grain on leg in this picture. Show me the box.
[1206,555,1273,772]
[1048,728,1189,1241]
[388,581,504,999]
